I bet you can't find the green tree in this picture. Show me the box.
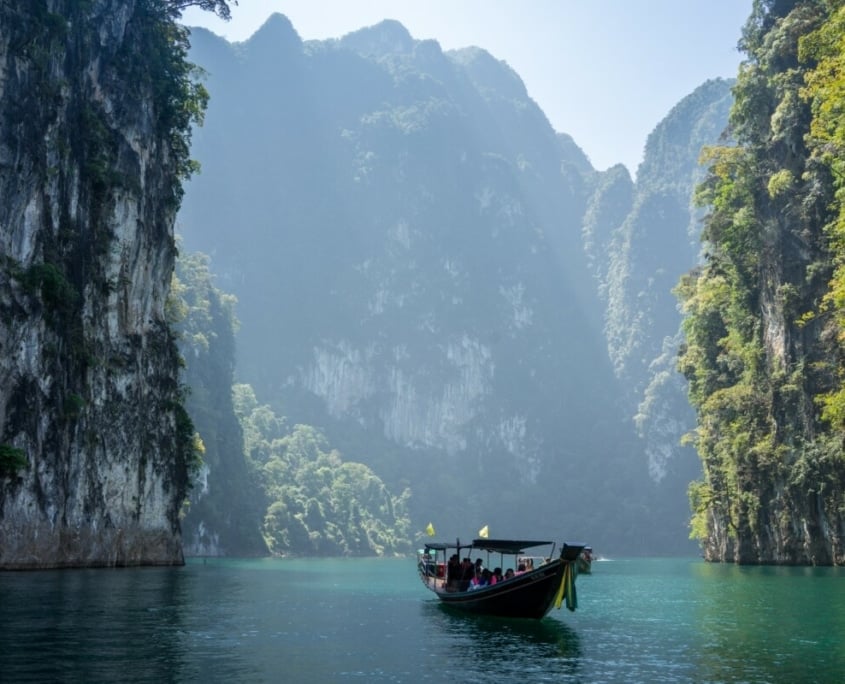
[232,391,412,557]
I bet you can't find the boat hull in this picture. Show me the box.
[430,560,566,619]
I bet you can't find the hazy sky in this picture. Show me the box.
[181,1,752,174]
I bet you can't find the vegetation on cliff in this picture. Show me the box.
[801,2,845,431]
[235,387,413,556]
[679,0,845,564]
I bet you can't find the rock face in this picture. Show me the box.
[585,80,734,481]
[0,2,190,567]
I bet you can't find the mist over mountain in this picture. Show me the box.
[586,79,734,483]
[178,14,732,554]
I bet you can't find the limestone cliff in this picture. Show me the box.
[0,1,196,567]
[679,3,845,564]
[585,81,733,477]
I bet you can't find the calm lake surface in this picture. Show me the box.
[1,556,843,682]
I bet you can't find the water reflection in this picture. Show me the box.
[0,567,186,681]
[422,601,583,680]
[689,562,845,682]
[0,565,262,682]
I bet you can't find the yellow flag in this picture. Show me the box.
[426,522,435,537]
[478,525,489,539]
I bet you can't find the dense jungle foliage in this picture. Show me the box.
[679,0,845,563]
[234,387,413,556]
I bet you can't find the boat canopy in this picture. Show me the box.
[471,539,554,554]
[424,539,554,555]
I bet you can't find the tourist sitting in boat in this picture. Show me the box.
[459,557,475,591]
[504,568,515,580]
[492,567,502,584]
[446,554,461,590]
[468,568,493,591]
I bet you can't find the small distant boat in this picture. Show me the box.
[577,546,593,574]
[417,538,586,619]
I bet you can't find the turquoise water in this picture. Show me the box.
[1,557,843,682]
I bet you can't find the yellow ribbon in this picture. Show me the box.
[554,562,577,611]
[554,563,569,609]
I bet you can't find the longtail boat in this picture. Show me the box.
[417,538,585,619]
